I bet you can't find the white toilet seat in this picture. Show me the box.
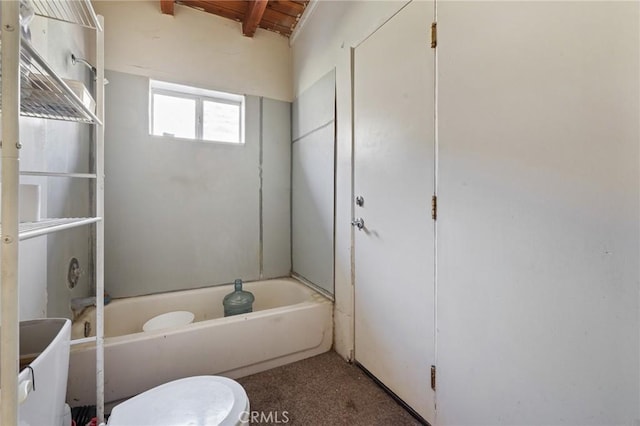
[107,376,250,426]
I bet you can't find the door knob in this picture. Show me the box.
[351,218,365,230]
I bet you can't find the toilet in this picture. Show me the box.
[19,319,249,426]
[107,375,250,426]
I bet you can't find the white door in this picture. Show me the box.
[353,1,436,423]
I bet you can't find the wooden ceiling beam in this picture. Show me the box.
[242,0,268,37]
[161,0,174,15]
[179,1,246,22]
[266,1,306,18]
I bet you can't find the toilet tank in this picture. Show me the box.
[15,319,71,426]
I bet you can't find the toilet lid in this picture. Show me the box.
[107,376,249,426]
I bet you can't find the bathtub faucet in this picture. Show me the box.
[70,294,112,318]
[70,296,96,315]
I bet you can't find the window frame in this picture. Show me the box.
[149,80,245,144]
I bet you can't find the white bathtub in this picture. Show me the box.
[67,278,333,406]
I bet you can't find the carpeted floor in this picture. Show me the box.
[236,351,423,426]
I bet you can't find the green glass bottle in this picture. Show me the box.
[223,279,255,317]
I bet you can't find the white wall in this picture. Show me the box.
[104,71,291,298]
[17,16,96,320]
[93,0,292,102]
[18,238,47,320]
[44,20,96,318]
[436,2,639,424]
[19,111,48,320]
[294,0,640,423]
[292,0,410,358]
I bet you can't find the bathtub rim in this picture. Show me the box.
[71,278,332,347]
[102,276,329,306]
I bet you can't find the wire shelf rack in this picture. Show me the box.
[32,0,102,31]
[17,217,102,240]
[0,38,101,123]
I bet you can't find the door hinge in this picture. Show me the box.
[430,22,437,48]
[431,195,437,220]
[431,365,436,390]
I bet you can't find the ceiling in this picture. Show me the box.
[160,0,310,38]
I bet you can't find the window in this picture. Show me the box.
[150,80,244,144]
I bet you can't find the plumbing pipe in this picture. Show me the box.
[71,53,97,74]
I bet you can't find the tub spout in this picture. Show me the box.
[70,296,96,313]
[70,294,112,317]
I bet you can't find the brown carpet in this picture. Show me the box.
[236,351,423,426]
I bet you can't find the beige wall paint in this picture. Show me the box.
[93,0,293,101]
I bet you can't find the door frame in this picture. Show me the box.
[350,1,438,423]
